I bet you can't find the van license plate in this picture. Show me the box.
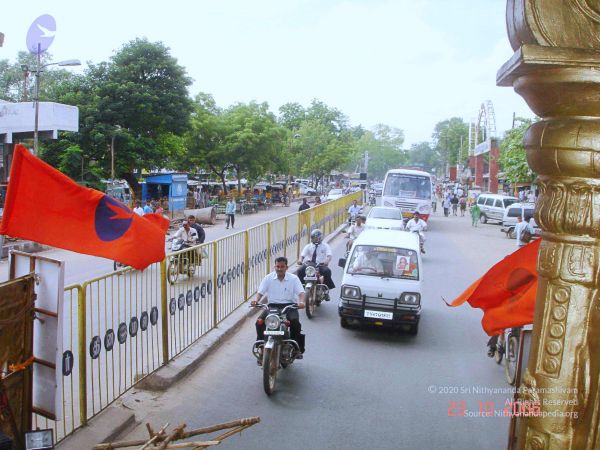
[264,330,284,336]
[364,310,393,320]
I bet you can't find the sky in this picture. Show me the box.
[2,0,534,149]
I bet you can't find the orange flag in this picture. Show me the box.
[446,239,540,336]
[0,145,170,270]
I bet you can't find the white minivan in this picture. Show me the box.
[337,229,422,334]
[476,193,518,224]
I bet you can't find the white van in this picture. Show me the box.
[337,229,422,334]
[476,193,518,224]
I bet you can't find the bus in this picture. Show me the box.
[382,169,433,221]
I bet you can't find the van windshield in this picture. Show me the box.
[383,174,431,200]
[503,199,517,208]
[347,245,419,280]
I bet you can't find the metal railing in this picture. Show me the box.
[43,191,362,443]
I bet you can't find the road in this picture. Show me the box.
[117,209,521,450]
[0,202,302,285]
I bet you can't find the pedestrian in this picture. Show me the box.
[470,203,481,226]
[459,196,467,216]
[298,198,310,211]
[450,194,459,216]
[443,195,451,217]
[314,196,322,206]
[143,200,153,215]
[225,196,236,229]
[194,189,201,208]
[133,201,144,216]
[515,216,534,248]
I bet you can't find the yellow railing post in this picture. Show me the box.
[283,217,288,259]
[266,222,271,273]
[159,258,169,364]
[297,211,303,259]
[244,231,249,301]
[213,241,218,326]
[77,285,87,426]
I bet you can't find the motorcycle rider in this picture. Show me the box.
[173,220,199,262]
[348,200,362,223]
[187,215,206,244]
[297,229,336,297]
[346,215,366,252]
[405,211,427,254]
[252,257,306,359]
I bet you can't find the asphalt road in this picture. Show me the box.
[118,209,521,450]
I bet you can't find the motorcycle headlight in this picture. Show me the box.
[305,266,317,277]
[401,293,421,305]
[342,285,361,299]
[265,314,281,330]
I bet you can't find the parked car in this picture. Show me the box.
[296,182,316,196]
[326,188,344,201]
[337,229,422,334]
[500,202,541,239]
[365,207,404,231]
[476,193,518,224]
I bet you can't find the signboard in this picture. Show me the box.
[473,138,491,156]
[9,252,65,420]
[26,15,56,55]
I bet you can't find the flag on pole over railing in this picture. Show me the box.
[445,239,540,336]
[0,144,170,269]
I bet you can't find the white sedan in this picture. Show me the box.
[326,188,344,201]
[365,207,405,231]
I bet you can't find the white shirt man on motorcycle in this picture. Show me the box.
[174,221,198,244]
[348,200,362,222]
[252,256,306,356]
[297,229,335,292]
[406,212,427,254]
[346,215,366,252]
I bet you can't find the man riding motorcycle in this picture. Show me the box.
[346,215,366,252]
[405,211,427,254]
[347,200,362,224]
[252,256,306,361]
[296,229,336,298]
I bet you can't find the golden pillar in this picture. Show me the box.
[497,1,600,448]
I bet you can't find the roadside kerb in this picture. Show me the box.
[55,221,347,449]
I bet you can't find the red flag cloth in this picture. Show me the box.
[0,145,170,270]
[447,239,540,336]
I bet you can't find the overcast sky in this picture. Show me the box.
[2,0,534,148]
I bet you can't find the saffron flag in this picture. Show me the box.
[446,239,540,336]
[0,145,170,270]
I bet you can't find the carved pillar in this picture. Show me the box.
[497,1,600,448]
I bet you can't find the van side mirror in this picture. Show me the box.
[338,258,347,268]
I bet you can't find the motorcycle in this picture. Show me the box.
[167,238,200,284]
[252,304,302,395]
[283,193,290,207]
[491,328,521,386]
[368,192,376,206]
[410,230,426,254]
[302,261,329,319]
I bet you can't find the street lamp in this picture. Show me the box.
[33,58,81,154]
[110,125,122,180]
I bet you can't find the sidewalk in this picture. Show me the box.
[55,220,346,449]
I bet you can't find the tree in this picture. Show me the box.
[352,125,407,180]
[407,142,438,173]
[222,102,286,192]
[431,117,469,172]
[499,118,536,185]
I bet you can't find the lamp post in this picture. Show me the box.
[110,125,122,180]
[33,58,80,154]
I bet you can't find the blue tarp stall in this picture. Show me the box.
[142,173,188,212]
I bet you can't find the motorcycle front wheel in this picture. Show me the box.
[167,259,178,285]
[305,286,316,319]
[263,346,278,395]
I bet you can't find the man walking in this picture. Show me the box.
[225,197,236,229]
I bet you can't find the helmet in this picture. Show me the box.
[310,229,323,244]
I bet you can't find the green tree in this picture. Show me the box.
[499,118,536,185]
[352,125,407,180]
[407,142,438,172]
[432,117,469,171]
